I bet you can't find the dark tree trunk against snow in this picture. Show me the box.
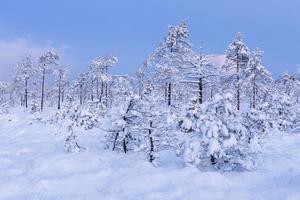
[91,78,94,101]
[62,88,64,103]
[20,96,23,106]
[25,78,28,108]
[105,82,108,105]
[198,77,203,104]
[41,68,45,111]
[236,61,240,111]
[164,83,168,102]
[100,81,104,103]
[79,84,83,105]
[149,121,154,162]
[58,77,61,110]
[167,83,171,106]
[104,66,108,105]
[122,133,127,154]
[112,132,119,151]
[252,82,256,109]
[112,100,133,153]
[96,78,99,100]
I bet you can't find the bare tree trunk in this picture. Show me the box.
[100,81,104,103]
[104,66,108,105]
[199,77,203,104]
[91,78,94,101]
[25,78,28,108]
[96,78,99,99]
[58,76,61,110]
[112,132,119,151]
[105,82,108,105]
[149,121,154,162]
[62,88,64,103]
[236,61,240,111]
[79,84,83,105]
[122,135,127,154]
[41,68,45,111]
[167,83,171,106]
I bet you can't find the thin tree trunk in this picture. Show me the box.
[199,77,203,104]
[149,121,154,162]
[80,84,83,105]
[165,83,168,102]
[104,66,108,105]
[112,132,119,151]
[167,83,171,106]
[236,61,240,111]
[62,88,64,103]
[96,78,99,99]
[41,68,45,111]
[122,136,127,154]
[58,76,61,110]
[105,82,108,104]
[25,78,28,108]
[91,78,94,101]
[100,81,104,102]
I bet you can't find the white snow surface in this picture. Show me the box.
[1,109,300,200]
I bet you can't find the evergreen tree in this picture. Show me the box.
[224,33,250,111]
[38,51,59,111]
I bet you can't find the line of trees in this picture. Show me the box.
[1,20,300,171]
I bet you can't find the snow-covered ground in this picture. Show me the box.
[0,110,300,200]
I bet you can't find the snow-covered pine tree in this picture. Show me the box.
[38,51,59,111]
[0,81,10,113]
[273,90,296,131]
[90,57,105,102]
[54,68,69,110]
[13,56,34,108]
[275,71,300,100]
[64,119,82,153]
[242,48,272,109]
[103,95,139,153]
[223,32,250,111]
[149,20,193,107]
[137,83,172,163]
[73,72,88,105]
[182,47,218,104]
[183,93,260,171]
[271,72,300,131]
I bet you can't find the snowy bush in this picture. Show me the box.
[183,93,260,171]
[103,96,139,153]
[30,99,40,114]
[243,109,269,139]
[64,120,82,153]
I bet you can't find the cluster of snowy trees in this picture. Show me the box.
[1,20,300,171]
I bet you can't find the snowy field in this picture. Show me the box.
[0,110,300,200]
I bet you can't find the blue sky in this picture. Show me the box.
[0,0,300,79]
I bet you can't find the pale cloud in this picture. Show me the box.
[0,38,69,80]
[212,54,226,68]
